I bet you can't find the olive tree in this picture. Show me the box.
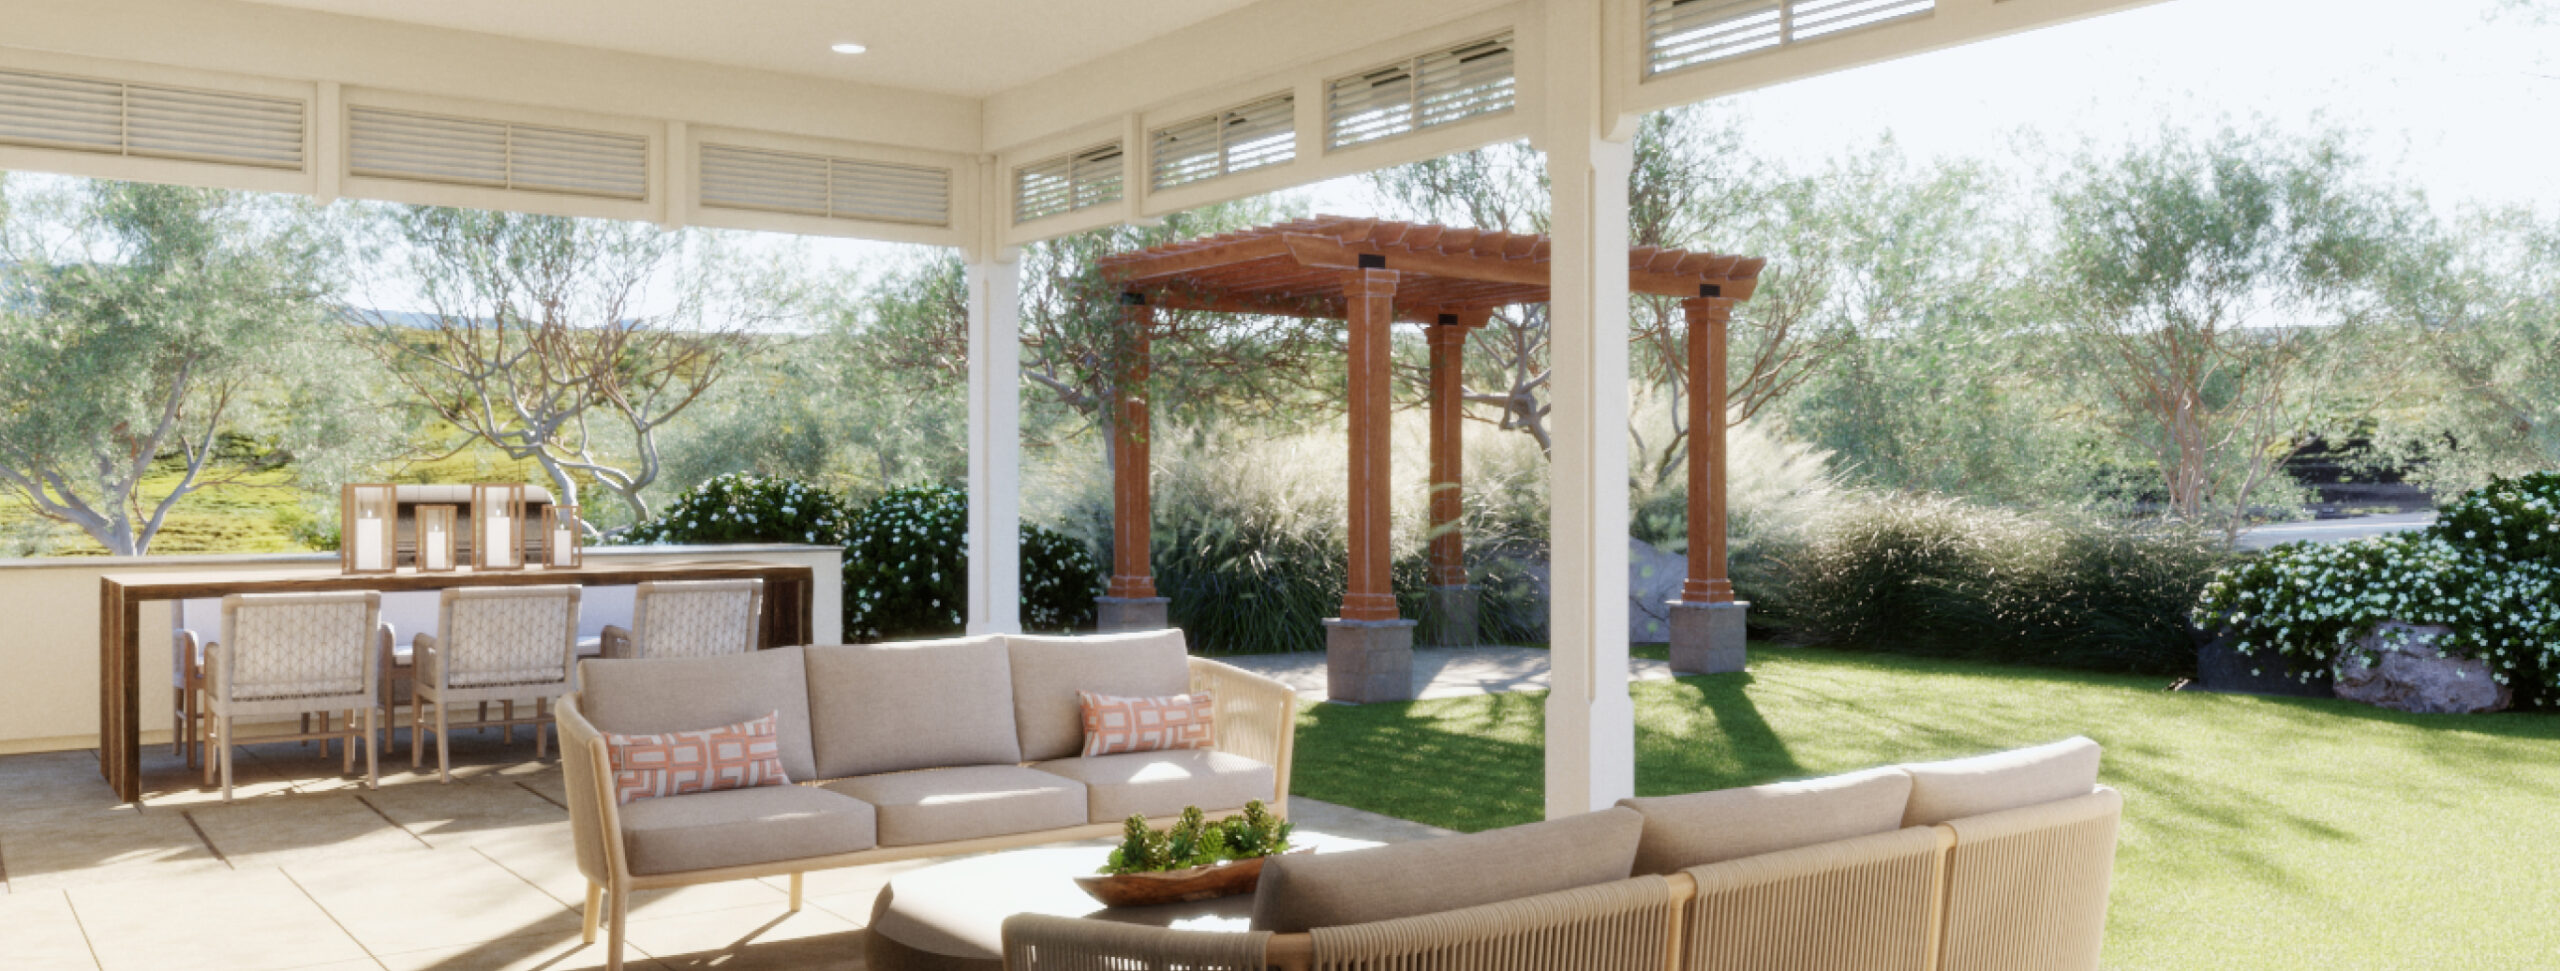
[2040,129,2405,535]
[354,208,800,529]
[0,177,346,555]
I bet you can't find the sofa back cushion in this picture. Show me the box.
[804,637,1023,779]
[1004,630,1192,762]
[1249,806,1645,933]
[1900,736,2102,826]
[1615,766,1912,875]
[578,647,816,782]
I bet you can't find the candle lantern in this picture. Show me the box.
[471,484,527,570]
[340,484,398,575]
[415,504,459,572]
[541,505,584,570]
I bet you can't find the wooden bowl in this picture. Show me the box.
[1074,849,1308,908]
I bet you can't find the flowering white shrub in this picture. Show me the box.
[629,476,1101,638]
[2193,473,2560,704]
[622,473,853,548]
[840,485,1100,638]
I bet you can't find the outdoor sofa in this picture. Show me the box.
[1004,736,2120,971]
[553,629,1297,971]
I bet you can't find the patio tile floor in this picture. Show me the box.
[0,726,1449,971]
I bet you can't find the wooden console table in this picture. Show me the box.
[97,560,815,802]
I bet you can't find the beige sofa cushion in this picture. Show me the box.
[1617,766,1913,875]
[804,638,1022,779]
[1249,806,1644,933]
[578,647,817,782]
[618,784,876,876]
[822,765,1088,846]
[1900,736,2102,826]
[1033,750,1277,823]
[1005,631,1192,762]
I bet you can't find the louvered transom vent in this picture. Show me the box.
[0,69,305,170]
[1151,94,1296,191]
[1647,0,1934,76]
[348,107,648,200]
[699,144,950,226]
[1326,32,1516,152]
[1014,142,1124,224]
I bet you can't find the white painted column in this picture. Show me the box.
[965,251,1024,635]
[1538,0,1638,818]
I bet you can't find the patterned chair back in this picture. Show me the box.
[218,592,381,700]
[439,585,581,687]
[630,579,764,659]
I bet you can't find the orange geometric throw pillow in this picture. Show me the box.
[1079,690,1214,757]
[605,711,788,805]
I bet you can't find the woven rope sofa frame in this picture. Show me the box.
[554,654,1300,971]
[1004,787,2122,971]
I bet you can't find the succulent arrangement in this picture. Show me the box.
[1102,801,1293,875]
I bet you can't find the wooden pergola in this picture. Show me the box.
[1096,216,1765,700]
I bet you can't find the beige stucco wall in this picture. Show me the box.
[0,544,842,755]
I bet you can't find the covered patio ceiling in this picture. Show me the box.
[0,0,2169,819]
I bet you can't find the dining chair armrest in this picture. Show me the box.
[599,625,634,660]
[413,632,441,691]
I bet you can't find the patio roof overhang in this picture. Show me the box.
[2,0,2172,818]
[1098,215,1767,321]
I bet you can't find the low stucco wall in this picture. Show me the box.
[0,544,842,754]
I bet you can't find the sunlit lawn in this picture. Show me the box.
[1289,643,2560,970]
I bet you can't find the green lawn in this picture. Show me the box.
[1289,644,2560,970]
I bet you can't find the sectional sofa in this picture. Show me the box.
[552,629,1296,971]
[1004,737,2122,971]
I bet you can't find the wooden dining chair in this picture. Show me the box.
[412,585,581,783]
[195,591,386,801]
[599,579,764,660]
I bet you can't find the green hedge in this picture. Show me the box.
[1776,495,2226,674]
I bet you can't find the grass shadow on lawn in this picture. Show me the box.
[1290,643,2560,969]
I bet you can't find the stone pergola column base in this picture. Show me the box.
[1668,600,1749,674]
[1323,618,1417,703]
[1422,585,1479,647]
[1095,596,1171,633]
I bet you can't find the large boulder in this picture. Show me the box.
[2333,623,2511,714]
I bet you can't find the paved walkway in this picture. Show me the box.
[0,730,1447,971]
[1220,646,1679,700]
[2235,512,2434,550]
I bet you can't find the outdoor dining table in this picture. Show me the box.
[94,559,815,802]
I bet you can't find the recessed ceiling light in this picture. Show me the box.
[830,42,867,55]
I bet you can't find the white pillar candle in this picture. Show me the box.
[354,519,384,570]
[552,526,575,566]
[485,513,513,567]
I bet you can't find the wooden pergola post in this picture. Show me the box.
[1325,265,1417,702]
[1668,292,1747,673]
[1097,294,1170,632]
[1422,310,1484,647]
